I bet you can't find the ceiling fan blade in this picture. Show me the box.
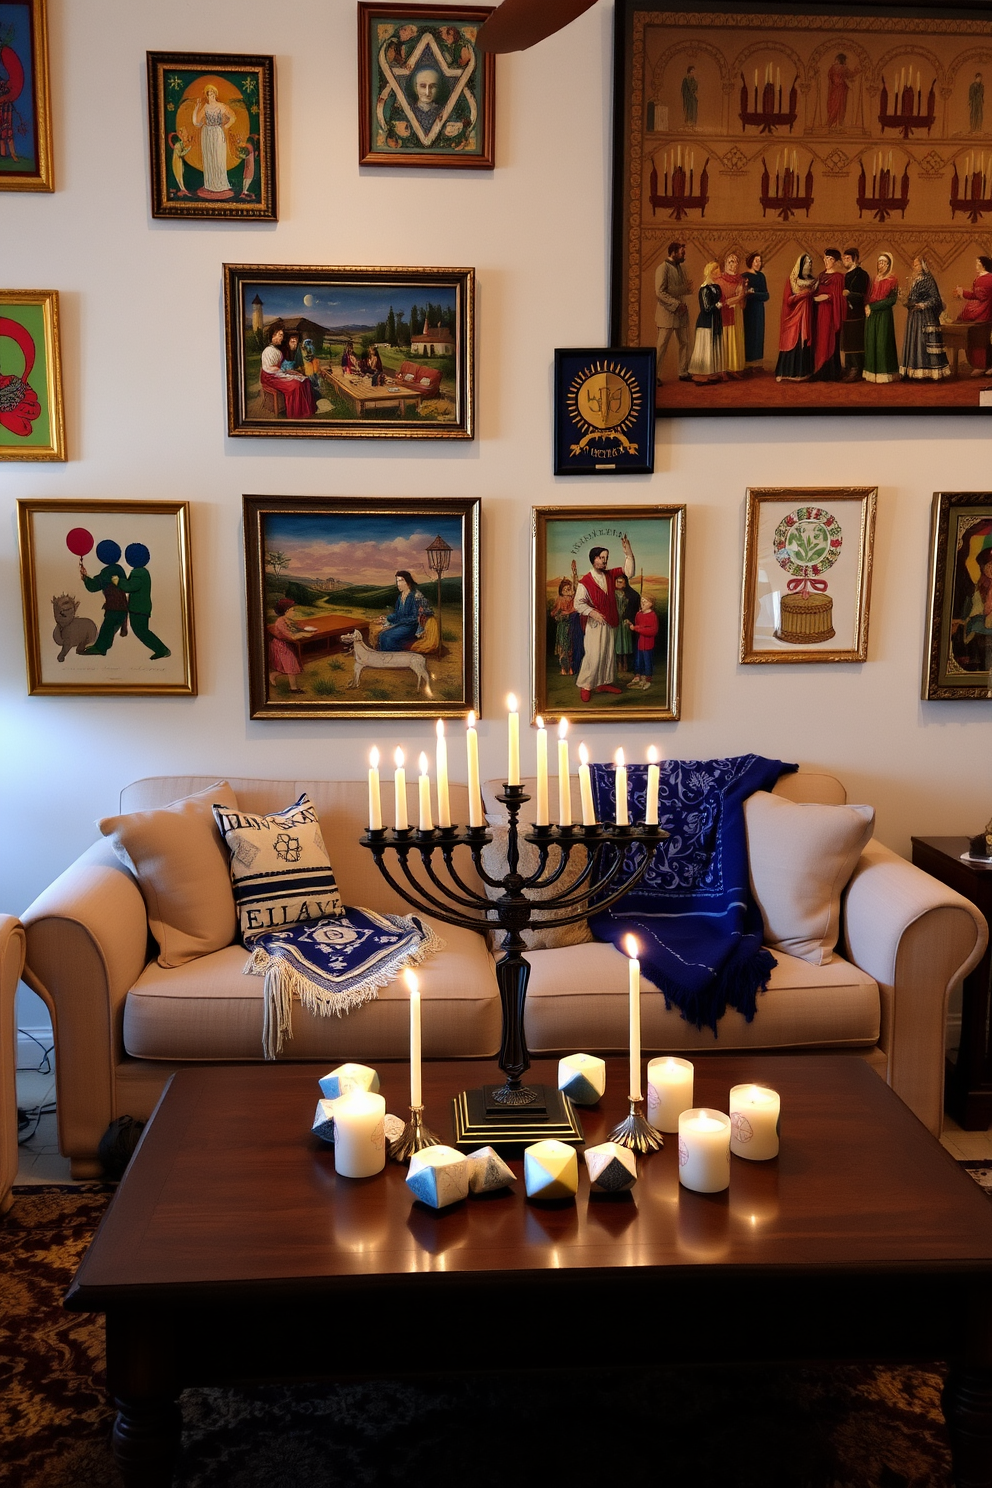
[476,0,599,53]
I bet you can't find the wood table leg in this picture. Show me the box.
[944,1366,992,1488]
[112,1395,182,1488]
[106,1310,182,1488]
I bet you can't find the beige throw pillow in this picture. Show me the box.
[99,782,240,968]
[480,826,594,950]
[744,790,875,966]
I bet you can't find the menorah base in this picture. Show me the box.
[452,1083,584,1152]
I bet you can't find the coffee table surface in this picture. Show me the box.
[67,1055,992,1305]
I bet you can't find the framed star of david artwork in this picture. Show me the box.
[554,348,657,475]
[357,3,496,169]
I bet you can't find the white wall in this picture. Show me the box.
[3,0,991,958]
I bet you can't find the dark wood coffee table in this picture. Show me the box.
[65,1056,992,1488]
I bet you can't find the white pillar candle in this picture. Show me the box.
[393,747,407,831]
[625,934,641,1101]
[645,745,660,825]
[466,711,483,827]
[333,1091,386,1178]
[535,716,549,825]
[678,1108,732,1193]
[646,1056,694,1132]
[506,693,520,786]
[435,719,450,828]
[614,747,628,826]
[577,743,596,825]
[418,753,433,832]
[729,1083,780,1161]
[404,967,422,1107]
[368,747,382,831]
[557,718,572,826]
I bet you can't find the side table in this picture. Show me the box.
[911,837,992,1129]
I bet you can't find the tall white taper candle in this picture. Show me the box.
[615,747,628,826]
[466,712,483,827]
[625,934,641,1101]
[435,719,450,829]
[507,694,520,786]
[418,753,433,832]
[404,967,422,1106]
[577,743,596,825]
[535,716,549,825]
[393,747,407,831]
[646,745,660,825]
[558,718,572,826]
[368,747,382,831]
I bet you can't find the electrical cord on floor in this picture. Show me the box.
[17,1102,57,1144]
[16,1028,57,1143]
[16,1029,54,1076]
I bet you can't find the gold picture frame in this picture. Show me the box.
[921,490,992,700]
[17,500,197,696]
[740,487,877,664]
[0,289,64,461]
[0,0,54,193]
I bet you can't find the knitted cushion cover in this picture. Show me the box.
[213,793,343,941]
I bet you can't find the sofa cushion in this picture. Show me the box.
[480,826,593,950]
[98,782,239,968]
[122,917,499,1062]
[213,793,343,939]
[745,792,874,965]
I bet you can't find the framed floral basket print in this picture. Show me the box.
[0,0,53,192]
[922,490,992,699]
[224,264,475,439]
[146,52,277,220]
[17,500,197,696]
[740,487,877,664]
[243,494,480,719]
[0,289,64,461]
[532,505,685,723]
[611,0,992,419]
[357,3,495,169]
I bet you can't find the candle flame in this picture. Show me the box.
[624,933,639,960]
[394,747,404,768]
[615,747,625,768]
[419,752,429,775]
[403,968,419,995]
[370,746,379,768]
[647,745,659,764]
[578,742,589,765]
[467,711,477,729]
[436,718,445,739]
[535,715,545,730]
[558,717,569,739]
[507,693,518,712]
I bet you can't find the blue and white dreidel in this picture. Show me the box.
[557,1052,606,1107]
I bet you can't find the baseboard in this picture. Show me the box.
[17,1026,55,1071]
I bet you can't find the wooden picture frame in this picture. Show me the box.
[0,0,53,192]
[146,52,277,221]
[740,487,877,663]
[243,494,481,719]
[611,0,992,419]
[922,490,992,700]
[553,348,657,476]
[224,264,475,440]
[0,289,64,461]
[532,505,685,723]
[17,500,197,696]
[357,3,495,169]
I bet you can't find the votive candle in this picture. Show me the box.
[333,1091,387,1178]
[578,743,596,826]
[368,747,382,831]
[466,712,483,827]
[393,747,407,831]
[678,1108,732,1193]
[615,747,628,826]
[729,1083,780,1161]
[646,1056,693,1132]
[418,752,433,832]
[404,967,422,1107]
[646,745,660,825]
[435,719,451,829]
[535,716,549,825]
[625,934,641,1101]
[507,693,520,786]
[558,718,572,826]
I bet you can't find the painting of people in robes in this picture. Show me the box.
[0,290,63,460]
[0,1,51,191]
[146,53,276,220]
[243,496,480,719]
[613,1,992,417]
[358,4,495,168]
[923,491,992,699]
[532,506,685,723]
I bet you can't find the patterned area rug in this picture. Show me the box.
[0,1184,973,1488]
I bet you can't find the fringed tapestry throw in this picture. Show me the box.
[589,755,797,1034]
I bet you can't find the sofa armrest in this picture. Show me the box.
[0,915,26,1213]
[842,839,988,1135]
[20,840,151,1174]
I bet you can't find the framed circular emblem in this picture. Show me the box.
[554,348,656,476]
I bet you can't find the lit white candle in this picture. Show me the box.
[435,719,451,829]
[625,933,641,1101]
[368,746,382,831]
[418,752,433,832]
[333,1090,387,1178]
[393,747,407,831]
[535,715,549,825]
[646,1056,693,1132]
[577,743,596,826]
[466,712,483,827]
[729,1083,780,1161]
[507,693,520,786]
[404,967,422,1107]
[614,747,628,826]
[646,745,660,825]
[557,718,572,827]
[678,1108,732,1193]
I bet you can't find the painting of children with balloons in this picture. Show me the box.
[0,289,64,460]
[0,0,53,192]
[16,500,197,694]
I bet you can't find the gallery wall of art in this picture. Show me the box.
[2,0,991,978]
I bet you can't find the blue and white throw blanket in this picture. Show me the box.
[244,908,445,1059]
[589,755,797,1034]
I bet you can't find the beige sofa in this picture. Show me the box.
[20,772,988,1177]
[1,915,27,1213]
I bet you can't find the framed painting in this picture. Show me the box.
[224,264,475,439]
[0,290,64,461]
[611,0,992,418]
[17,500,197,696]
[532,505,685,723]
[553,347,657,475]
[357,3,495,169]
[146,52,276,220]
[243,495,480,719]
[740,487,877,663]
[0,0,52,192]
[922,490,992,699]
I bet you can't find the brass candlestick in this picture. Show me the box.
[609,1097,664,1154]
[389,1105,441,1164]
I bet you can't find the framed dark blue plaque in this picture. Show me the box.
[553,348,656,476]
